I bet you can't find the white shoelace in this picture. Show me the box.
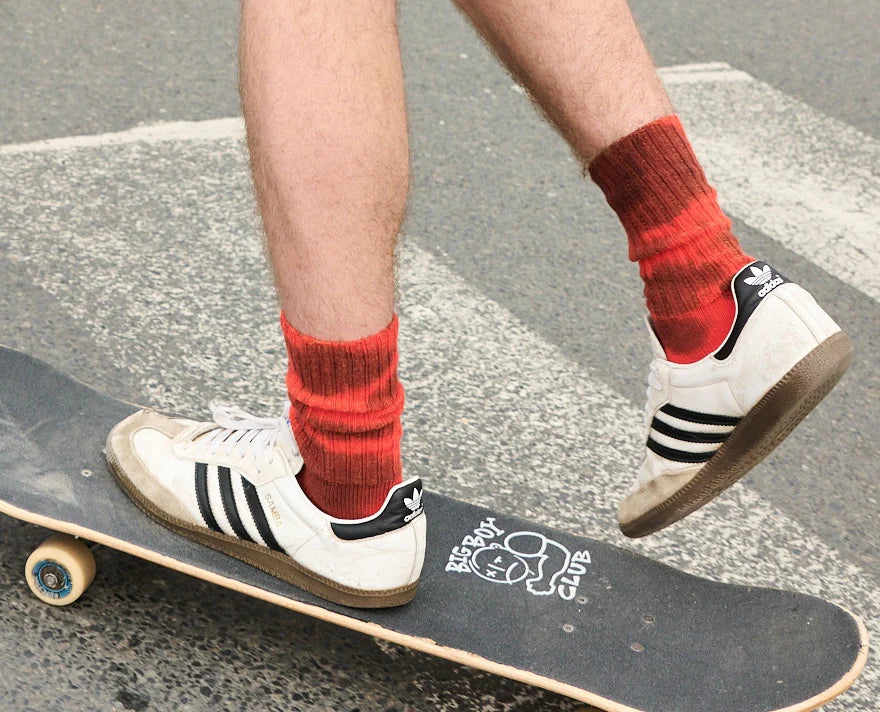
[204,401,289,471]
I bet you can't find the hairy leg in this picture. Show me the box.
[454,0,672,162]
[240,0,409,518]
[240,0,408,340]
[454,0,750,363]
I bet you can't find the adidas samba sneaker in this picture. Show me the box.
[619,261,852,537]
[106,403,426,607]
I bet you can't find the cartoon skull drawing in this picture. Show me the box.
[469,544,530,585]
[468,531,573,596]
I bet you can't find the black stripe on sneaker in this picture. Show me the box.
[650,417,730,444]
[194,463,222,532]
[218,466,254,542]
[647,437,715,463]
[659,403,741,427]
[241,479,284,553]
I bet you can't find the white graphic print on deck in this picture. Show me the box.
[446,518,591,601]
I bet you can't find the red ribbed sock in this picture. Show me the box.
[280,313,404,519]
[588,115,753,363]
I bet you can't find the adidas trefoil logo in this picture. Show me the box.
[404,488,422,511]
[744,264,772,286]
[743,264,783,298]
[403,488,423,522]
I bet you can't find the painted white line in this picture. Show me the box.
[662,62,734,73]
[0,117,244,155]
[3,61,876,306]
[0,128,875,708]
[659,62,753,84]
[0,64,745,155]
[661,70,753,84]
[664,69,880,303]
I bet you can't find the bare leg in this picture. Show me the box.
[453,0,672,162]
[455,0,751,366]
[107,0,421,597]
[240,0,408,340]
[240,0,409,518]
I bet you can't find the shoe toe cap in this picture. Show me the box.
[618,468,700,529]
[107,410,195,523]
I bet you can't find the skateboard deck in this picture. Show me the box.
[0,345,867,712]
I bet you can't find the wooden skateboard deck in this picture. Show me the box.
[0,345,868,712]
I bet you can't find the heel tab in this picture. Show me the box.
[714,261,791,360]
[330,478,425,541]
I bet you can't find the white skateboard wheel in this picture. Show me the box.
[25,533,96,606]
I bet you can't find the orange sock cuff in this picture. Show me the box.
[280,313,404,518]
[589,115,752,363]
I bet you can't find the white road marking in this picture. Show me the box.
[0,117,244,155]
[659,62,752,84]
[663,63,880,303]
[0,113,875,708]
[4,62,876,305]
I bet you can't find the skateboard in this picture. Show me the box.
[0,345,868,712]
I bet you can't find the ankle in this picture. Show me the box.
[588,115,752,362]
[639,239,750,362]
[298,467,400,519]
[281,312,404,519]
[651,291,738,363]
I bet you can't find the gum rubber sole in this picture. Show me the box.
[621,331,854,538]
[105,450,419,608]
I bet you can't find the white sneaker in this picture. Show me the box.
[105,403,426,608]
[619,261,852,538]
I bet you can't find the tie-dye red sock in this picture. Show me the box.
[281,313,403,519]
[589,115,753,363]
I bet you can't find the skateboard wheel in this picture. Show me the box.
[25,534,96,606]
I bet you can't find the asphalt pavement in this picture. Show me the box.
[0,2,877,711]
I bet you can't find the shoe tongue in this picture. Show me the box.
[644,317,668,360]
[279,418,296,448]
[277,412,305,467]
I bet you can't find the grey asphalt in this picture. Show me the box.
[0,2,877,711]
